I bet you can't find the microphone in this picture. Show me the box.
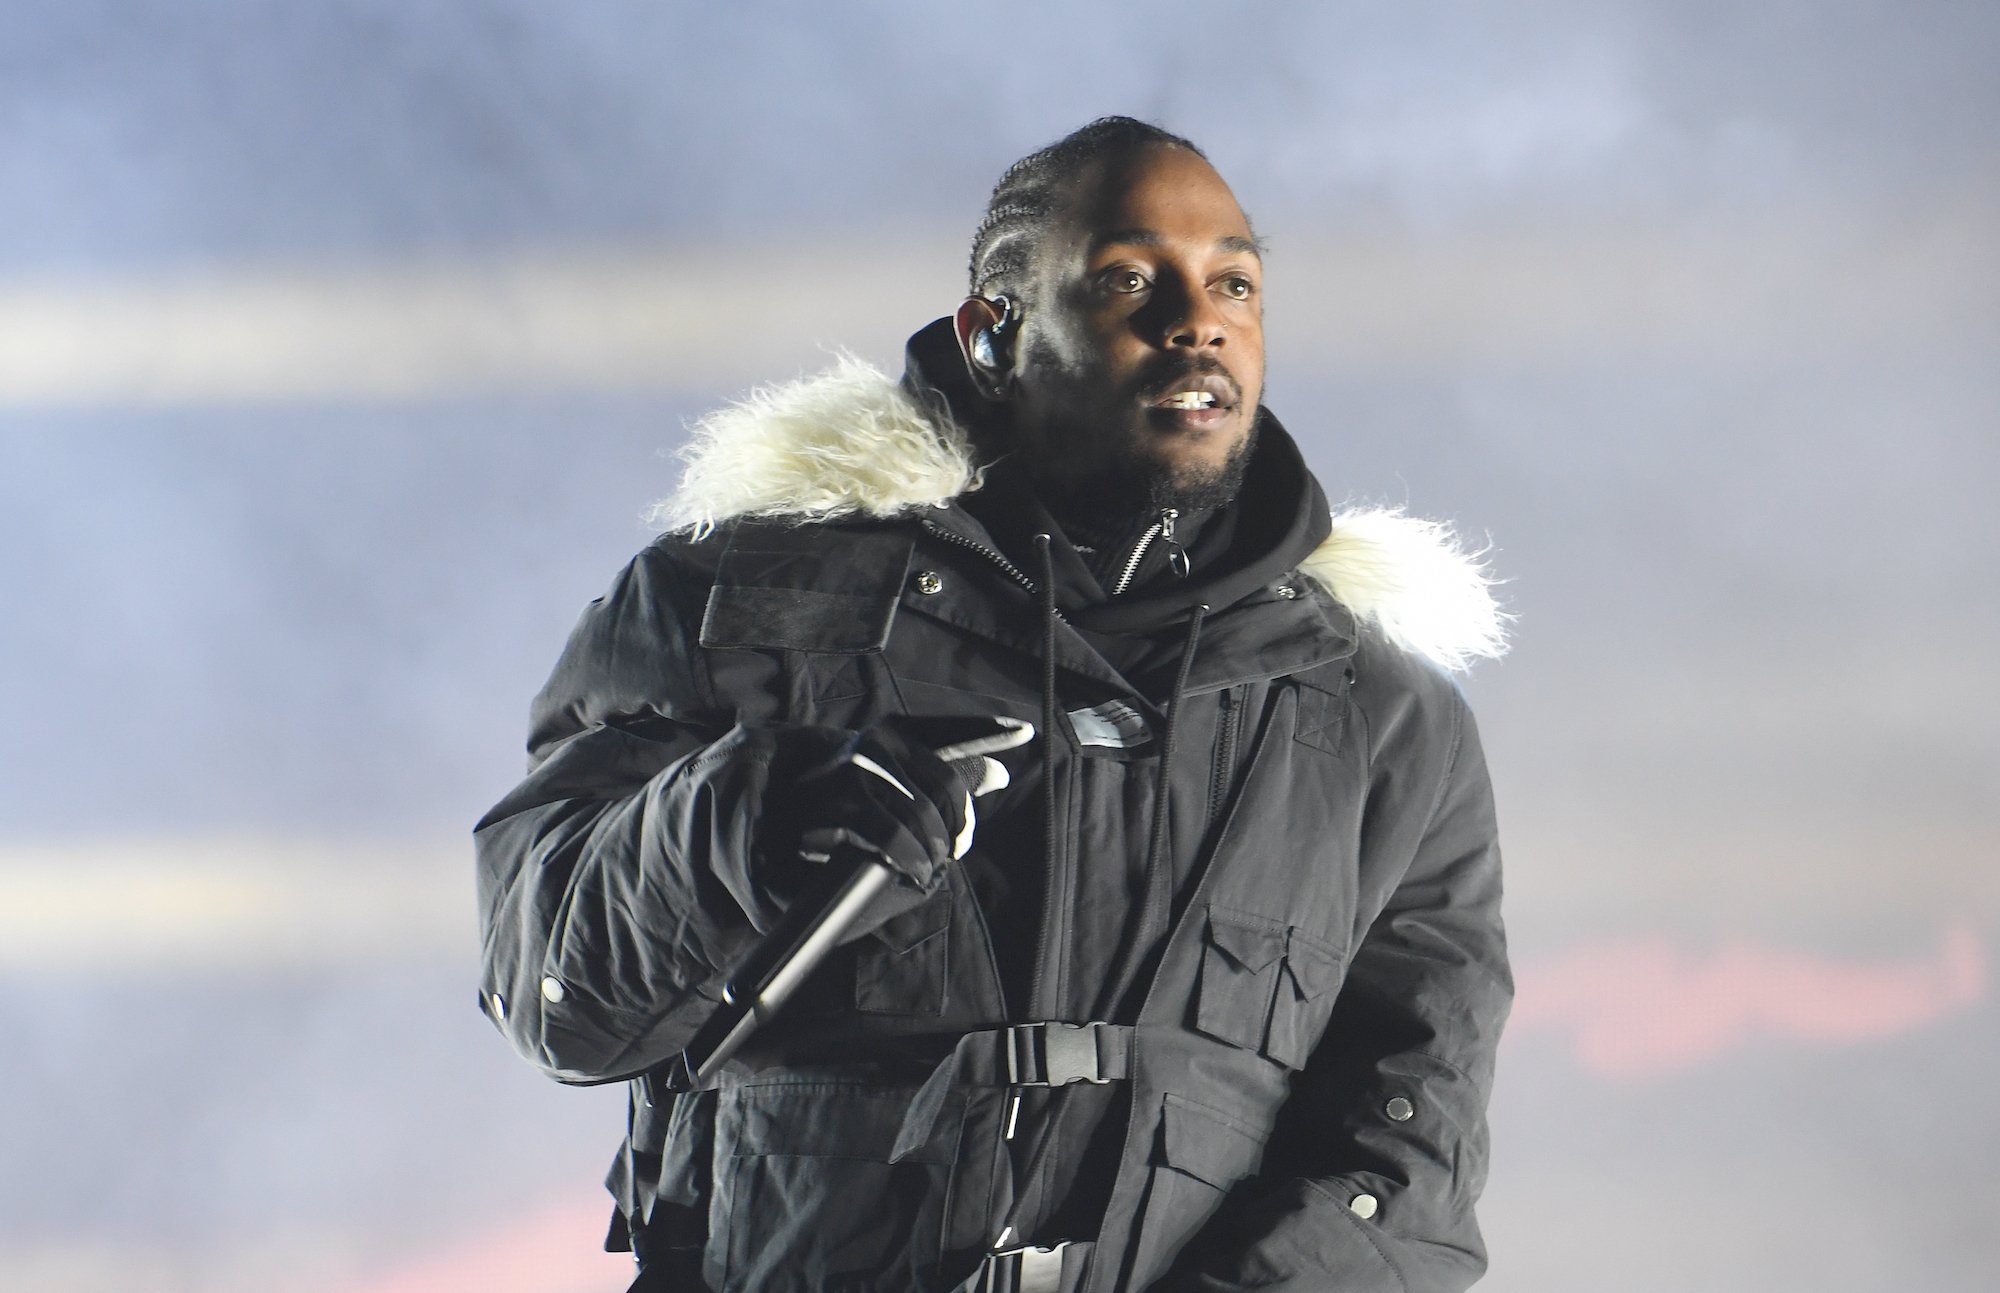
[664,717,1033,1091]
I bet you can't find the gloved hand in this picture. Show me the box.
[753,716,1030,902]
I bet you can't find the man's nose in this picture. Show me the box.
[1161,280,1226,351]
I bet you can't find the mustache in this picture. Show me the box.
[1136,355,1241,405]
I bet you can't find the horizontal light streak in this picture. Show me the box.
[1510,925,1988,1078]
[0,241,960,407]
[334,1202,623,1293]
[0,837,468,970]
[6,838,1989,1091]
[0,199,1992,408]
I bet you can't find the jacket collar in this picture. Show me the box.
[655,355,1507,672]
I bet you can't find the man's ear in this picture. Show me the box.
[953,295,1013,400]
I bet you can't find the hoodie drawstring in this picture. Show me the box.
[1031,533,1060,1013]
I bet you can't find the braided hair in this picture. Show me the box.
[967,116,1205,306]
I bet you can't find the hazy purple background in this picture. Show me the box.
[3,3,1996,1290]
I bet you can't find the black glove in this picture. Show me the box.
[754,720,974,900]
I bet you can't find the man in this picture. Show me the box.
[476,117,1510,1293]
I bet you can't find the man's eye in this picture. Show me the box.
[1220,276,1256,300]
[1106,269,1148,294]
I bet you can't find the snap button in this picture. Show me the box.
[1349,1192,1379,1220]
[1386,1096,1414,1121]
[1274,584,1298,599]
[540,976,567,1004]
[913,570,944,595]
[489,991,507,1022]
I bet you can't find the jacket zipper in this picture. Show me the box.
[919,520,1066,621]
[921,516,1065,1015]
[1110,508,1185,597]
[1208,685,1241,829]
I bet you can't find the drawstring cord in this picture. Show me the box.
[1032,534,1060,1014]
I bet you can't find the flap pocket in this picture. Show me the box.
[869,892,951,954]
[1129,1095,1272,1290]
[723,1082,961,1165]
[1268,929,1345,1069]
[1159,1094,1271,1189]
[1207,909,1284,973]
[1282,928,1342,996]
[1195,910,1285,1052]
[656,1088,719,1209]
[712,1083,955,1292]
[856,893,952,1016]
[1194,906,1346,1068]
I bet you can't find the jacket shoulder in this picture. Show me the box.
[521,518,920,758]
[524,535,726,757]
[1345,618,1478,777]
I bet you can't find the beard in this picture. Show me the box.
[1144,417,1260,510]
[1008,342,1263,521]
[1020,410,1260,522]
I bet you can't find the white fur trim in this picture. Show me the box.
[1300,508,1509,671]
[655,361,1507,669]
[650,354,980,537]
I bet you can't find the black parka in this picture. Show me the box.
[475,355,1511,1292]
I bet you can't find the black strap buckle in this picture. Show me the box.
[976,1242,1073,1293]
[1003,1022,1113,1086]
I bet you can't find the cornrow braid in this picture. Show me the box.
[968,116,1204,305]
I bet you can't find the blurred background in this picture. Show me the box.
[2,2,1995,1289]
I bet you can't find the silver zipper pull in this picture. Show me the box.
[1162,508,1190,578]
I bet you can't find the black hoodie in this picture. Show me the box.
[900,317,1331,646]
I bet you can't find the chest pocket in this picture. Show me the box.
[1192,905,1344,1069]
[854,891,952,1016]
[698,523,914,654]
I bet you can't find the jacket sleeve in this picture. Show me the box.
[1159,685,1512,1293]
[473,543,796,1085]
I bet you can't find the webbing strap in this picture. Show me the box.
[1002,1021,1129,1086]
[890,1023,1133,1163]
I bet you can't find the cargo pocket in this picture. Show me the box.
[1194,909,1285,1052]
[625,1088,716,1268]
[1127,1094,1272,1291]
[1267,928,1342,1069]
[1193,906,1344,1068]
[709,1083,959,1293]
[854,891,951,1015]
[656,1088,718,1211]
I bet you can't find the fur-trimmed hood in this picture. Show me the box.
[653,358,1507,671]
